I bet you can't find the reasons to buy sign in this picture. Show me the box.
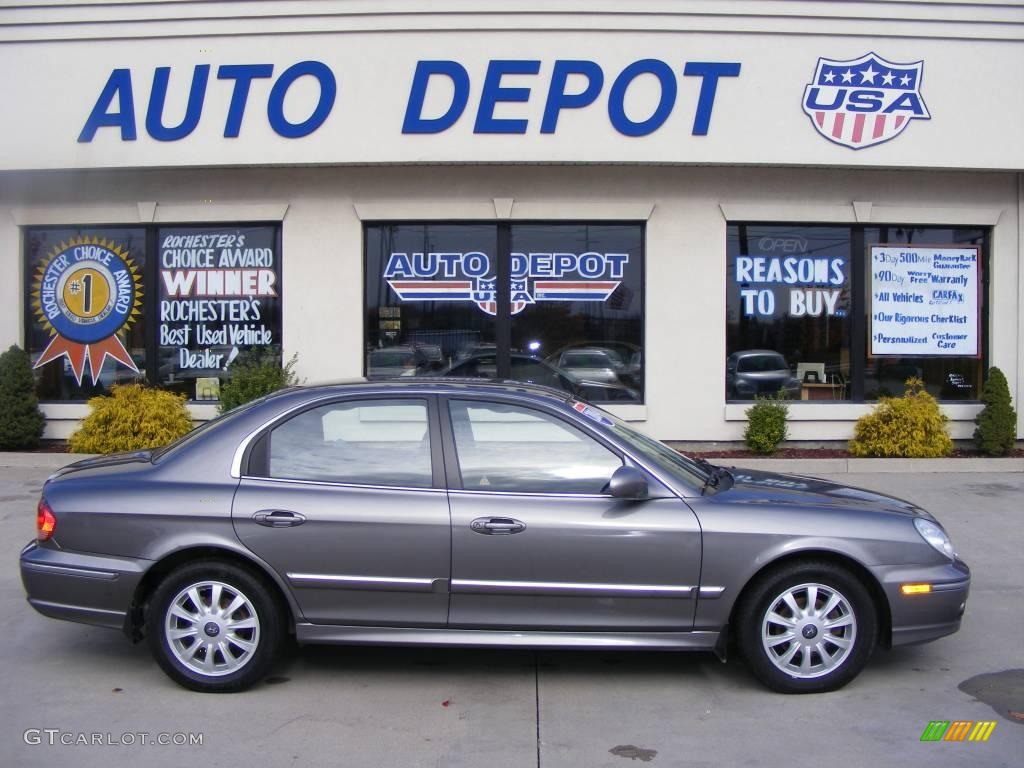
[870,245,979,356]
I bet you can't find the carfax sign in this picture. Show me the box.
[869,246,980,357]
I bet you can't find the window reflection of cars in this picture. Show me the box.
[726,350,801,400]
[367,346,426,379]
[551,347,629,385]
[440,353,640,403]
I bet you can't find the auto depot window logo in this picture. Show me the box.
[802,52,930,149]
[31,237,142,385]
[384,250,626,315]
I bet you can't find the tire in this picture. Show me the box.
[735,561,877,694]
[146,560,284,693]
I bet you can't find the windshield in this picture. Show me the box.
[737,354,787,373]
[568,400,710,489]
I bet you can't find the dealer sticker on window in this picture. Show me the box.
[572,400,614,426]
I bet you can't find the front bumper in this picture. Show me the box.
[20,541,150,630]
[874,558,970,646]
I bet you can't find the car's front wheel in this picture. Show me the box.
[146,561,284,693]
[736,562,877,694]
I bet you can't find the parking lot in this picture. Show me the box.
[2,465,1021,768]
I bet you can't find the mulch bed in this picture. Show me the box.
[689,447,1024,459]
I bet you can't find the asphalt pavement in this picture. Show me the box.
[1,465,1021,768]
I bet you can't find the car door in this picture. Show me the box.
[232,395,451,627]
[442,396,702,631]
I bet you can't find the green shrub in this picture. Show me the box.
[849,378,952,458]
[69,384,193,454]
[974,367,1017,456]
[218,351,299,413]
[744,393,789,454]
[0,345,46,450]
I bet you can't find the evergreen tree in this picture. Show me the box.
[0,345,46,450]
[974,367,1018,456]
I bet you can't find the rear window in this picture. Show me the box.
[737,355,787,373]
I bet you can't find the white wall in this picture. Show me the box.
[0,3,1022,171]
[1,164,1019,441]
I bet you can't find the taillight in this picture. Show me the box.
[37,498,57,541]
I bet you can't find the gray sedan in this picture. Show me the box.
[20,380,969,694]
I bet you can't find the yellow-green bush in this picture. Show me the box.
[849,378,952,458]
[69,384,193,454]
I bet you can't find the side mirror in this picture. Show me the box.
[607,465,649,499]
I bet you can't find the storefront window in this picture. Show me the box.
[364,222,644,402]
[726,223,988,403]
[156,225,282,401]
[24,223,282,402]
[727,225,852,401]
[24,227,148,400]
[365,223,498,377]
[863,226,985,401]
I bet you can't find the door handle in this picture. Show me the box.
[253,510,306,528]
[470,517,526,535]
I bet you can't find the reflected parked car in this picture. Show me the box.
[439,353,640,403]
[726,350,801,400]
[549,347,630,386]
[366,346,427,378]
[544,344,638,391]
[21,380,969,694]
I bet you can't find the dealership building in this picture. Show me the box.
[1,1,1022,443]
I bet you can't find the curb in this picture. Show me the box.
[0,453,98,469]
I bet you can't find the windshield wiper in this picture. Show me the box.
[695,457,732,495]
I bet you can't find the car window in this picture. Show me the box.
[448,400,622,494]
[266,398,432,487]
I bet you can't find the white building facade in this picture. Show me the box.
[1,1,1022,442]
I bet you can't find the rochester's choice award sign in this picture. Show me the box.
[158,226,281,387]
[870,246,979,356]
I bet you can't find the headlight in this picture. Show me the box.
[914,518,956,560]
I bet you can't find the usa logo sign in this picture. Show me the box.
[802,52,930,150]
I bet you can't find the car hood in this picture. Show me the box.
[47,450,153,481]
[715,467,932,519]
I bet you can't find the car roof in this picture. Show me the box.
[290,377,572,403]
[733,349,785,358]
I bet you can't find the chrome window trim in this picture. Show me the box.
[239,475,446,494]
[448,488,611,500]
[230,392,351,478]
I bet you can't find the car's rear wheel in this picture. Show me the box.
[736,561,877,694]
[146,561,283,693]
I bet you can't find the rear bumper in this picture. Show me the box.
[20,541,149,630]
[875,558,970,647]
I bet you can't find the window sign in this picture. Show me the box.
[869,245,979,357]
[157,226,282,398]
[726,226,852,401]
[365,223,644,403]
[25,227,148,400]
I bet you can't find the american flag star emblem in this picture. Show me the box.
[802,52,930,150]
